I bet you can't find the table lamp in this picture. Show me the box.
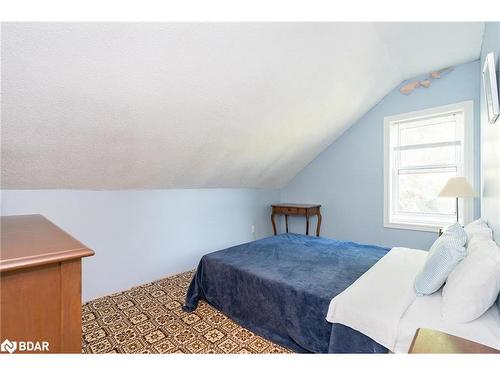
[438,177,476,224]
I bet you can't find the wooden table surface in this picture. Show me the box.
[0,214,94,271]
[409,328,499,353]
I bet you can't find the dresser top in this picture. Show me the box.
[0,214,94,272]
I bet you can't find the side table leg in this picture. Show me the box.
[271,213,277,235]
[316,211,322,237]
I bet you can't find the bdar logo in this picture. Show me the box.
[1,339,17,354]
[0,339,49,353]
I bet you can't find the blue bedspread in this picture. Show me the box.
[184,233,389,353]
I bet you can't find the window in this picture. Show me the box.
[384,101,474,232]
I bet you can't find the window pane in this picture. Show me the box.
[400,119,456,146]
[397,171,456,215]
[399,144,458,167]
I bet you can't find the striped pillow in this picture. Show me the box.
[414,223,467,296]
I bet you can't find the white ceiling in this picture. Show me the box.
[1,22,484,189]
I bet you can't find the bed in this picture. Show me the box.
[183,233,390,353]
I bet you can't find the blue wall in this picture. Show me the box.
[1,189,278,301]
[480,22,500,245]
[281,61,481,250]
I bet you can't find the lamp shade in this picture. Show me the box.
[438,177,476,198]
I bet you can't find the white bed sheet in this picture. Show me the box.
[326,246,500,353]
[394,288,500,352]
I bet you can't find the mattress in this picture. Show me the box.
[184,233,389,353]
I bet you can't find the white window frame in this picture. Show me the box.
[384,101,474,232]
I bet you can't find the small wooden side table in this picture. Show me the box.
[271,204,322,236]
[408,328,499,353]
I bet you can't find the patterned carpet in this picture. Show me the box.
[82,270,292,354]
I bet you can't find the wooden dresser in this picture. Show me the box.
[0,215,94,354]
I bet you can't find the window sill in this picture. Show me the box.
[384,221,446,233]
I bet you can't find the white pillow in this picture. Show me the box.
[441,237,500,323]
[464,218,493,244]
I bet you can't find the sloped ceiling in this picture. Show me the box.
[1,22,484,189]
